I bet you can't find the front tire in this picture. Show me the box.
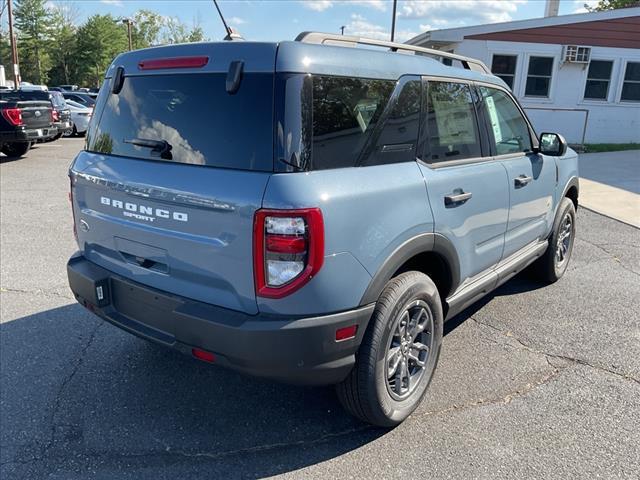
[336,271,443,427]
[533,197,576,283]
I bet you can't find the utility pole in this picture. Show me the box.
[390,0,397,42]
[122,18,133,51]
[340,25,345,35]
[7,0,20,87]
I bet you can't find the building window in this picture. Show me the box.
[621,62,640,102]
[525,56,554,97]
[491,55,517,89]
[584,60,613,100]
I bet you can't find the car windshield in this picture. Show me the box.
[66,100,87,109]
[50,92,67,109]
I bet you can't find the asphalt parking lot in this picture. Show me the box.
[1,139,639,479]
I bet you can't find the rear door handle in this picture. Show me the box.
[514,175,533,188]
[444,191,472,206]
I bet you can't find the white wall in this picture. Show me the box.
[452,39,640,144]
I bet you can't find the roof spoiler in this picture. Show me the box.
[295,31,491,74]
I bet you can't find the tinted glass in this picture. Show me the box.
[49,92,66,108]
[480,86,532,155]
[528,57,553,76]
[584,60,613,100]
[87,73,274,171]
[364,79,421,166]
[0,90,49,101]
[622,62,640,102]
[525,56,553,97]
[624,62,640,81]
[492,55,516,74]
[311,76,394,170]
[425,82,482,163]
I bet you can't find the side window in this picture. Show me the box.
[621,62,640,102]
[311,76,394,170]
[480,86,532,156]
[525,56,554,97]
[584,60,613,100]
[363,79,421,166]
[424,81,482,163]
[491,54,517,89]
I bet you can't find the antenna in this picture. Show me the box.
[212,0,232,38]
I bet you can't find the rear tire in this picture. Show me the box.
[1,142,30,158]
[533,197,576,283]
[336,271,443,427]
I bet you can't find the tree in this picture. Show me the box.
[585,0,640,11]
[131,10,164,49]
[14,0,53,84]
[75,14,128,87]
[48,3,80,85]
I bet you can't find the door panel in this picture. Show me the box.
[420,162,510,286]
[475,84,555,258]
[419,79,509,290]
[501,153,555,257]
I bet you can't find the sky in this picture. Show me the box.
[42,0,601,43]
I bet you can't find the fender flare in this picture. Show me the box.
[562,176,579,207]
[359,233,460,305]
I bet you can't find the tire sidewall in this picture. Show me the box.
[551,199,576,279]
[373,275,443,424]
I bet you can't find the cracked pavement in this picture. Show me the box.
[1,139,639,479]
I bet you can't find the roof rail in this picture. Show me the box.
[295,31,491,74]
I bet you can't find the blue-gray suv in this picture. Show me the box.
[66,33,579,426]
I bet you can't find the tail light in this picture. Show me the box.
[51,109,59,122]
[69,175,77,241]
[253,208,324,298]
[1,107,23,126]
[138,56,209,70]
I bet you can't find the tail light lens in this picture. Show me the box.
[1,108,23,126]
[253,208,324,298]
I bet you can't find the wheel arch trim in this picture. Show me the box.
[359,233,460,306]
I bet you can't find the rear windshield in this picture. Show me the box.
[87,73,273,171]
[0,90,50,101]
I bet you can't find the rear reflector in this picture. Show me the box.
[192,348,216,363]
[138,56,209,70]
[335,325,358,342]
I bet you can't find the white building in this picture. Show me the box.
[407,5,640,145]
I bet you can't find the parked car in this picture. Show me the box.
[62,92,96,108]
[48,91,72,139]
[66,35,579,427]
[0,90,55,157]
[63,99,92,136]
[58,84,79,91]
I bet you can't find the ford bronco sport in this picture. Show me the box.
[67,33,579,427]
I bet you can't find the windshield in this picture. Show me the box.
[50,92,67,108]
[87,73,274,171]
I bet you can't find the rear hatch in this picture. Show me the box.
[70,43,277,314]
[0,91,53,129]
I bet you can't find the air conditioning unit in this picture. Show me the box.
[563,45,591,63]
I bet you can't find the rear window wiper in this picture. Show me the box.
[124,137,173,160]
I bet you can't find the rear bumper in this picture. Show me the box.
[0,127,55,143]
[67,254,373,385]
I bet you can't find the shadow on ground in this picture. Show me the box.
[1,270,545,477]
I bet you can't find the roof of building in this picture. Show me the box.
[407,6,640,49]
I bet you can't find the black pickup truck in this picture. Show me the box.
[0,90,56,157]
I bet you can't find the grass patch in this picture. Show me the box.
[583,143,639,153]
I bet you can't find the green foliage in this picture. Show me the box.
[585,0,640,11]
[75,14,128,87]
[14,0,52,84]
[4,3,210,87]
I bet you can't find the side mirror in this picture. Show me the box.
[537,132,567,157]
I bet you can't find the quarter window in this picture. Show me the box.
[621,62,640,102]
[525,56,554,97]
[363,79,421,166]
[424,81,482,163]
[491,55,517,89]
[480,86,532,156]
[311,76,394,170]
[584,60,613,100]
